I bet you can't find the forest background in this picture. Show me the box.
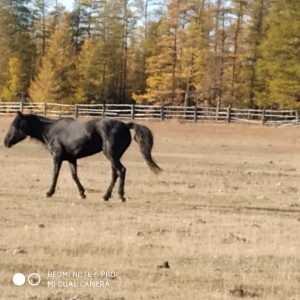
[0,0,300,108]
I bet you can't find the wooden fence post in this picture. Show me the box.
[215,105,219,121]
[160,106,165,121]
[102,103,106,118]
[295,109,299,122]
[193,105,197,122]
[44,103,47,116]
[227,103,232,123]
[262,106,266,125]
[74,104,79,119]
[131,103,135,119]
[19,101,24,112]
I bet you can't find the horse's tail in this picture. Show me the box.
[126,122,161,174]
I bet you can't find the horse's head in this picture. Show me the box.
[4,112,29,148]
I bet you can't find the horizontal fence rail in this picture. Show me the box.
[0,101,299,126]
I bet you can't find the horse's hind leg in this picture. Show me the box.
[113,160,126,202]
[103,156,127,202]
[68,159,86,199]
[103,166,118,201]
[102,126,131,202]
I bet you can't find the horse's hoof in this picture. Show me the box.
[119,197,126,202]
[45,193,52,198]
[102,197,109,202]
[80,194,86,199]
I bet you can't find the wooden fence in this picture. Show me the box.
[0,101,299,126]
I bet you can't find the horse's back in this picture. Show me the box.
[96,118,131,141]
[48,118,96,137]
[46,118,75,135]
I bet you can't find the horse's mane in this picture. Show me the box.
[25,114,57,144]
[32,114,56,124]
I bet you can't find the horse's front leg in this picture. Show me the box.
[46,156,62,197]
[68,159,86,199]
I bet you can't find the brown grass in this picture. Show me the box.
[0,117,300,299]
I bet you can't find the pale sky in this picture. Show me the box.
[60,0,73,11]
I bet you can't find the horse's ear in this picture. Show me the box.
[17,111,23,119]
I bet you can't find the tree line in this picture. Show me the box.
[0,0,300,108]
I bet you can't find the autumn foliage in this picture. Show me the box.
[0,0,299,108]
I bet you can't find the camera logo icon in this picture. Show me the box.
[13,273,41,286]
[12,273,25,286]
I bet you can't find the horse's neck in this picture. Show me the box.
[28,117,53,143]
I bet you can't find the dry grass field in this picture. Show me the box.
[0,116,300,300]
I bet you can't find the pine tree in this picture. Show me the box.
[244,0,272,108]
[132,19,162,104]
[71,0,106,54]
[255,0,300,108]
[0,0,35,100]
[30,13,77,103]
[1,58,24,101]
[144,17,173,104]
[33,0,50,57]
[226,0,248,106]
[142,0,191,105]
[182,0,210,106]
[28,58,56,101]
[75,38,108,103]
[130,0,168,101]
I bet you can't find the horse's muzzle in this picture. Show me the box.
[4,138,12,148]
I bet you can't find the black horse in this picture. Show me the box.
[4,112,161,201]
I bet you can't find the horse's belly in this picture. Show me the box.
[72,143,102,158]
[64,131,102,159]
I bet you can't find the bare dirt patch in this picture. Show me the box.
[0,117,300,299]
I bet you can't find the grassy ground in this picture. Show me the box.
[0,117,299,299]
